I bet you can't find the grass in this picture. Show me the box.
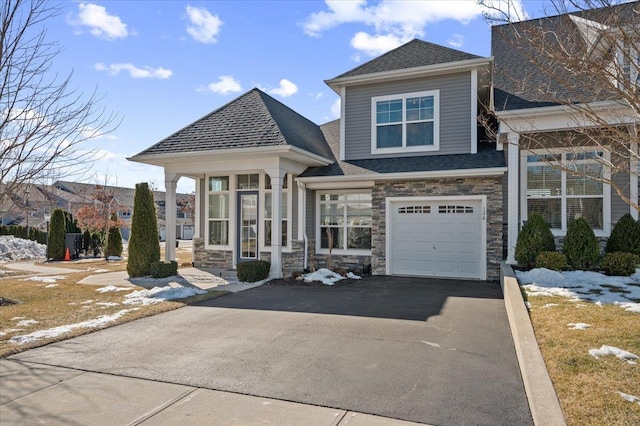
[527,295,640,425]
[0,258,226,357]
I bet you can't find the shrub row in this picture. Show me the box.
[516,213,640,276]
[0,225,47,244]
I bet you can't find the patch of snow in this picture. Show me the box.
[9,309,139,345]
[567,323,590,330]
[44,284,58,288]
[80,300,93,305]
[11,317,25,320]
[0,236,46,261]
[303,268,345,285]
[107,256,123,261]
[95,285,131,293]
[346,272,362,280]
[542,303,559,308]
[422,341,440,348]
[525,301,532,309]
[23,275,66,283]
[589,345,639,364]
[619,392,640,404]
[516,268,640,312]
[87,268,110,273]
[122,286,206,306]
[16,319,38,327]
[1,328,24,334]
[95,302,119,307]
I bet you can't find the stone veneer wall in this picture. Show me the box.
[193,238,233,270]
[371,176,504,281]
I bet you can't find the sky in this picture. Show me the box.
[35,0,547,193]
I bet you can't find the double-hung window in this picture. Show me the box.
[524,151,608,233]
[372,90,439,153]
[208,176,230,245]
[318,192,372,252]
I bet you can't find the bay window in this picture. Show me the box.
[525,151,607,233]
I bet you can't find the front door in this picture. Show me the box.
[237,191,258,263]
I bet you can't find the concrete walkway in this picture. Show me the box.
[0,359,419,425]
[3,260,86,275]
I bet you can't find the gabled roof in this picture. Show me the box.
[492,2,640,111]
[330,39,483,80]
[132,88,333,160]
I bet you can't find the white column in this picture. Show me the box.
[165,173,179,262]
[506,133,520,264]
[266,168,285,278]
[194,177,202,239]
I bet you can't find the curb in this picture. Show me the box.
[500,262,566,426]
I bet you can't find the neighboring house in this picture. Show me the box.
[129,3,639,281]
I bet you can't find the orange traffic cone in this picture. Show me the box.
[64,248,71,261]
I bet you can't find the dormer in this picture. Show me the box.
[325,39,492,161]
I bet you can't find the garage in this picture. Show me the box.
[387,197,486,279]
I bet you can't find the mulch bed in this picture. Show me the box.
[266,277,363,287]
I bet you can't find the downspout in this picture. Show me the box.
[297,180,308,270]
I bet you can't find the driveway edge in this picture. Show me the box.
[500,262,566,426]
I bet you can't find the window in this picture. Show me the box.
[525,152,606,232]
[263,174,288,247]
[372,90,439,153]
[120,209,131,218]
[319,192,372,251]
[208,176,229,245]
[619,38,639,89]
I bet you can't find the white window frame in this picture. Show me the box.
[520,148,611,237]
[261,172,292,252]
[371,89,440,155]
[206,175,232,249]
[316,190,372,256]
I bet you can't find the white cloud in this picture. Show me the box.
[310,92,324,100]
[268,79,298,98]
[330,98,341,119]
[185,5,223,44]
[447,33,464,48]
[70,3,128,40]
[95,63,172,79]
[302,0,528,57]
[198,75,242,94]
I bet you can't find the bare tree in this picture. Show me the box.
[0,0,118,200]
[480,0,640,212]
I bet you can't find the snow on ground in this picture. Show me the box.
[23,275,67,283]
[0,236,46,261]
[567,323,591,330]
[15,319,38,327]
[122,286,207,306]
[303,268,362,285]
[44,284,58,288]
[516,268,640,313]
[619,392,640,405]
[589,345,639,364]
[9,309,140,345]
[95,285,131,293]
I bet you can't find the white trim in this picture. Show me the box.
[304,180,375,190]
[371,89,440,155]
[325,57,493,92]
[631,142,639,220]
[296,167,507,184]
[340,87,346,161]
[471,69,478,154]
[520,148,612,237]
[385,195,487,280]
[507,134,520,264]
[315,189,373,256]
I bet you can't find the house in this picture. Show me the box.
[129,3,639,281]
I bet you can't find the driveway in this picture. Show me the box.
[9,276,532,425]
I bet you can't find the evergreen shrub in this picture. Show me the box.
[535,251,567,271]
[600,252,640,276]
[237,260,270,282]
[127,183,160,277]
[606,214,640,255]
[563,218,600,270]
[48,209,66,260]
[150,260,178,278]
[514,213,556,268]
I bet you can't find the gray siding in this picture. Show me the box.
[344,72,472,160]
[611,171,631,224]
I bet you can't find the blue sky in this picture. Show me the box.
[44,0,541,193]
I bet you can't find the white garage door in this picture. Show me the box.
[390,199,484,279]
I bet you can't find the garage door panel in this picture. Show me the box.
[390,199,484,279]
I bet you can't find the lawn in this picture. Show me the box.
[519,269,640,426]
[0,249,224,358]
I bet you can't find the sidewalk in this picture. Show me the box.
[0,359,419,426]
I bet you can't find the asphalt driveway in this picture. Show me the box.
[9,276,532,425]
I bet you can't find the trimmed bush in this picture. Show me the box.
[90,232,102,256]
[535,251,567,271]
[127,183,160,277]
[237,260,270,282]
[606,214,640,255]
[47,209,66,260]
[83,230,91,255]
[563,218,600,270]
[150,260,178,278]
[514,213,556,268]
[106,225,123,258]
[601,252,640,276]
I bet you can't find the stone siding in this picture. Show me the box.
[193,238,233,270]
[371,176,504,281]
